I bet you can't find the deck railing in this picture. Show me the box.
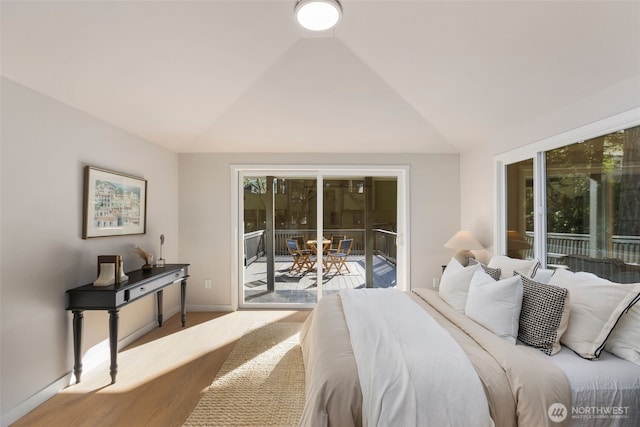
[374,229,397,264]
[244,228,397,266]
[524,232,640,265]
[248,230,640,268]
[243,230,266,266]
[273,229,366,256]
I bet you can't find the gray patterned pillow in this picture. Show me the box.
[468,258,501,281]
[516,273,569,355]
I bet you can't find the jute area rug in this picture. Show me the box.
[184,322,305,427]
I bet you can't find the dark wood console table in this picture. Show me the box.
[66,264,189,384]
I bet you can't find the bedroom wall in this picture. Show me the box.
[178,153,461,310]
[0,78,180,424]
[459,146,495,264]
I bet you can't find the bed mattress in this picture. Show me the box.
[550,346,640,426]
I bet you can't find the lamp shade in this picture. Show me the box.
[445,231,483,266]
[294,0,342,31]
[444,231,483,250]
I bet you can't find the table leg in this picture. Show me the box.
[156,289,164,326]
[108,309,119,384]
[180,279,187,327]
[72,310,84,383]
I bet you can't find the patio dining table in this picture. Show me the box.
[306,239,331,269]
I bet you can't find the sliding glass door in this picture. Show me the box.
[321,177,397,295]
[235,166,407,309]
[243,175,319,304]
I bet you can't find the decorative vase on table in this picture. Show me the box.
[142,255,154,271]
[132,246,154,272]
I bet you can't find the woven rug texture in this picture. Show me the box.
[183,322,305,427]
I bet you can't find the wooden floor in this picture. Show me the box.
[13,310,309,427]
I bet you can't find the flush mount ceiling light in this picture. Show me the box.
[294,0,342,31]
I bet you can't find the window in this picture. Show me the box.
[505,159,534,260]
[498,119,640,283]
[545,126,640,281]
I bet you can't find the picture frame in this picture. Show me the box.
[83,166,147,238]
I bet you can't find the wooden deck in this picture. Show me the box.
[243,255,397,304]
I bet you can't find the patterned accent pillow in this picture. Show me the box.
[516,273,569,355]
[468,258,501,281]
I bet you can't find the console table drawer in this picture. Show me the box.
[126,267,187,302]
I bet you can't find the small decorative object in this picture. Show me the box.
[94,263,116,287]
[94,255,128,287]
[156,234,166,267]
[132,246,154,271]
[83,166,147,239]
[118,258,128,282]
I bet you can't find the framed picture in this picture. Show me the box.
[83,166,147,238]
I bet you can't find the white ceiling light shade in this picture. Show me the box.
[295,0,342,31]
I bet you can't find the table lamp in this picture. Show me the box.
[445,230,484,266]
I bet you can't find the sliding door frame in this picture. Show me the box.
[230,164,410,310]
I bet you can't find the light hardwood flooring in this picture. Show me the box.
[13,310,310,427]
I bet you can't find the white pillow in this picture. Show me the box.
[549,268,640,359]
[465,269,524,344]
[487,255,540,279]
[439,258,482,313]
[605,297,640,365]
[532,268,555,284]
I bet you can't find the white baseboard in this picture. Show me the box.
[2,305,182,426]
[1,373,72,427]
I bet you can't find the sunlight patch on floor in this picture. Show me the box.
[61,310,301,394]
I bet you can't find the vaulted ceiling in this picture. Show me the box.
[2,1,639,154]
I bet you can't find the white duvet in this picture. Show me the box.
[340,288,493,427]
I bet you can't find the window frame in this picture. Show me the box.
[495,107,640,267]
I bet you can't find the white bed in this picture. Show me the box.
[550,347,640,426]
[299,288,640,427]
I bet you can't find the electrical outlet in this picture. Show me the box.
[204,279,212,289]
[432,277,440,288]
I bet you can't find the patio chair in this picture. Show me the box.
[329,234,346,252]
[286,239,312,274]
[292,235,306,250]
[327,238,353,274]
[325,235,346,260]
